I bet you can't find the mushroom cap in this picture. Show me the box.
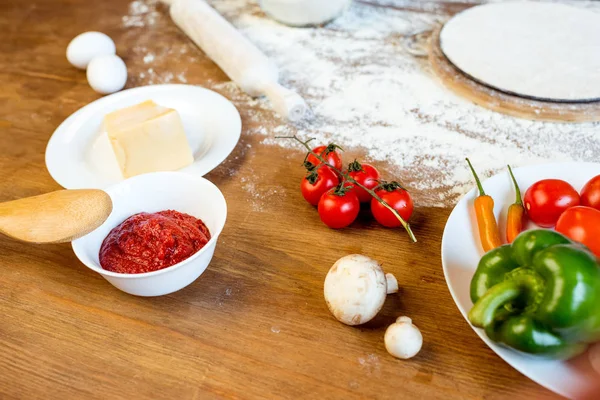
[324,254,387,325]
[384,316,423,359]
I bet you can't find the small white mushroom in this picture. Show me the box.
[324,254,399,326]
[384,316,423,359]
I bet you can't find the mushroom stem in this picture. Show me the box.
[386,273,399,294]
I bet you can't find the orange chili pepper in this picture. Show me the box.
[506,165,525,243]
[466,158,502,253]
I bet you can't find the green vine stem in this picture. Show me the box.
[276,135,417,243]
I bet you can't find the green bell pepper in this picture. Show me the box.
[468,229,600,359]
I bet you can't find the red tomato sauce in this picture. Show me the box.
[99,210,211,274]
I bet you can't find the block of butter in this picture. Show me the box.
[103,100,194,178]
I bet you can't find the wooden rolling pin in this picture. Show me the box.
[163,0,308,122]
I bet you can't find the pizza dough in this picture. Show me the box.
[440,2,600,102]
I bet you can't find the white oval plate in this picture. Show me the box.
[45,84,241,189]
[442,162,600,398]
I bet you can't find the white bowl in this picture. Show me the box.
[72,172,227,296]
[259,0,351,26]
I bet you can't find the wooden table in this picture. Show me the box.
[0,1,559,399]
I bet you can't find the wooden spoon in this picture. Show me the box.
[0,189,112,244]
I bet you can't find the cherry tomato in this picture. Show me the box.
[581,175,600,211]
[523,179,580,228]
[371,182,414,228]
[347,161,381,203]
[306,144,343,170]
[556,206,600,257]
[318,186,360,229]
[300,166,339,206]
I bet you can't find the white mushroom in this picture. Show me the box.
[324,254,399,326]
[384,316,423,359]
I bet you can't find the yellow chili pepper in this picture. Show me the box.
[466,158,502,253]
[506,165,525,243]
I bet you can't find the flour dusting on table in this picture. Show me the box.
[122,0,600,207]
[122,0,160,27]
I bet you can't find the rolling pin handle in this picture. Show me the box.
[261,83,309,122]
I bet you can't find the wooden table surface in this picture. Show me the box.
[0,1,560,399]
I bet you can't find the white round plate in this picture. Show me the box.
[442,162,600,398]
[45,84,241,189]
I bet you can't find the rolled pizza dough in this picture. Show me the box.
[440,2,600,102]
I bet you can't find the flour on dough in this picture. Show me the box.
[440,1,600,102]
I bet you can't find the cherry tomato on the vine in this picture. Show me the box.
[581,175,600,211]
[523,179,580,228]
[371,181,413,228]
[306,144,343,170]
[556,206,600,257]
[300,166,339,206]
[347,160,381,203]
[318,185,360,229]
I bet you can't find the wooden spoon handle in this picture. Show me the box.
[0,189,112,244]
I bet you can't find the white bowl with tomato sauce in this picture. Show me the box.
[72,171,227,296]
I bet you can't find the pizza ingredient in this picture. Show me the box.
[281,135,416,242]
[66,31,116,70]
[103,100,194,178]
[300,166,339,206]
[86,54,128,95]
[317,184,360,229]
[466,158,502,252]
[371,181,414,228]
[347,160,381,203]
[581,175,600,211]
[523,179,580,228]
[506,165,525,243]
[305,144,343,170]
[556,206,600,257]
[324,254,398,325]
[439,2,600,102]
[99,210,210,274]
[384,317,423,360]
[469,229,600,359]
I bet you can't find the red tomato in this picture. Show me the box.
[523,179,580,228]
[306,144,343,170]
[300,166,339,206]
[556,206,600,257]
[318,186,360,229]
[347,161,381,203]
[581,175,600,211]
[371,182,414,228]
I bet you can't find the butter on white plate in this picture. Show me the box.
[46,84,241,189]
[92,100,194,179]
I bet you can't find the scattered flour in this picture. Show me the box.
[122,0,600,206]
[240,175,287,212]
[143,53,155,63]
[358,353,381,376]
[177,72,188,83]
[122,0,160,27]
[122,1,194,85]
